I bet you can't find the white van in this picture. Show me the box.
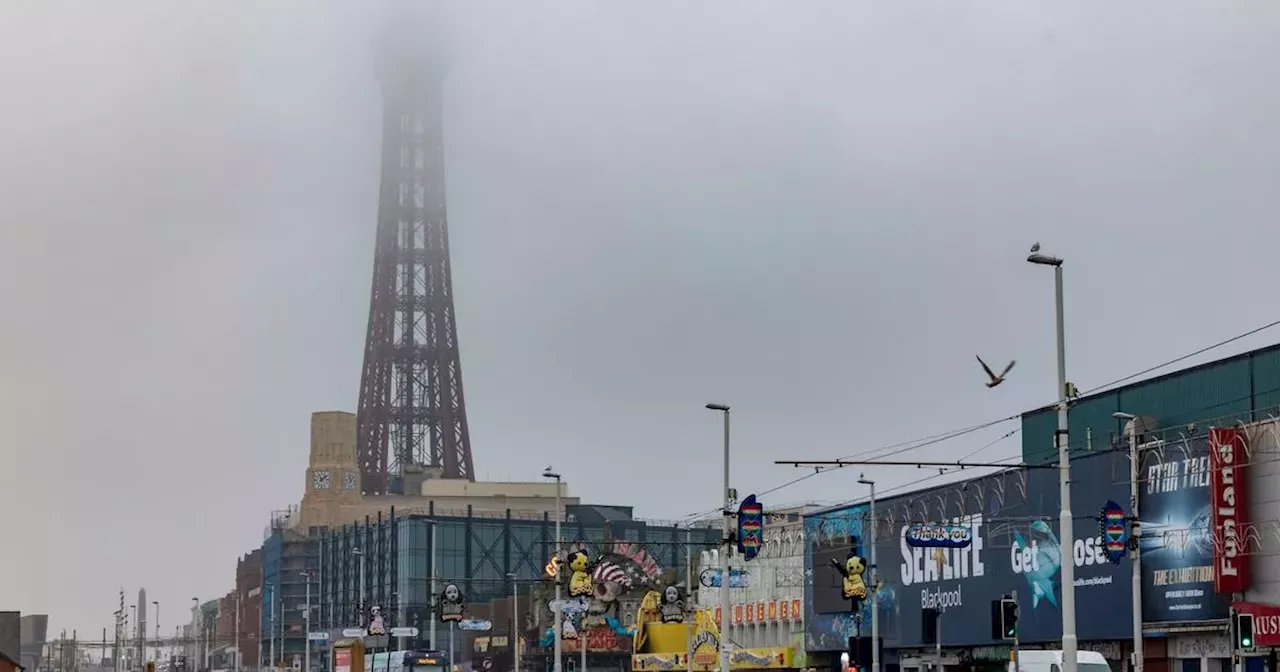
[1008,650,1113,672]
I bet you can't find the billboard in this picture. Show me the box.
[1209,427,1249,594]
[805,450,1133,651]
[804,504,874,652]
[1139,434,1232,622]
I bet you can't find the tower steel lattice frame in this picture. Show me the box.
[357,10,474,494]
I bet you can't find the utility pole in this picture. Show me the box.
[1012,590,1022,672]
[857,476,880,672]
[234,590,242,672]
[705,403,732,672]
[113,610,122,672]
[542,468,564,672]
[1114,411,1144,672]
[269,585,277,671]
[685,526,694,672]
[429,524,438,651]
[303,572,313,672]
[1027,246,1078,672]
[508,573,521,672]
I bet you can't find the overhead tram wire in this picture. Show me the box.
[832,314,1280,467]
[677,316,1280,523]
[677,433,1026,524]
[1077,316,1280,398]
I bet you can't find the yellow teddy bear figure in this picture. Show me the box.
[832,552,867,600]
[567,550,593,597]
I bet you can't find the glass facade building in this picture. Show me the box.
[315,503,718,658]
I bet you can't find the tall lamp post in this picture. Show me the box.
[152,602,159,664]
[542,467,564,672]
[857,476,879,672]
[704,403,732,672]
[190,599,199,672]
[1027,244,1078,672]
[1114,411,1143,672]
[352,548,367,630]
[301,571,314,672]
[130,605,137,672]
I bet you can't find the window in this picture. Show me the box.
[510,524,540,579]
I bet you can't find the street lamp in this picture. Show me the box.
[1113,411,1143,672]
[542,467,563,672]
[704,403,732,672]
[190,599,199,672]
[856,476,879,672]
[351,547,367,634]
[152,602,159,664]
[1027,244,1078,672]
[130,605,137,672]
[301,571,314,672]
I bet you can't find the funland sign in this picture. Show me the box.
[1210,427,1250,594]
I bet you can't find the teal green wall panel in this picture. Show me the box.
[1021,343,1280,464]
[1252,348,1280,414]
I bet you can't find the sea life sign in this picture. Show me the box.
[737,495,764,561]
[904,523,973,549]
[1099,500,1128,565]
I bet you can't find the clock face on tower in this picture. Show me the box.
[313,470,331,489]
[344,471,357,490]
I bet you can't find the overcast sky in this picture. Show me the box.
[4,0,1280,639]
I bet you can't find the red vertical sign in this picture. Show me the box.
[1210,427,1249,594]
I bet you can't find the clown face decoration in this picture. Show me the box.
[658,586,684,624]
[439,583,465,622]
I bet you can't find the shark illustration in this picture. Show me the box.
[1012,520,1061,609]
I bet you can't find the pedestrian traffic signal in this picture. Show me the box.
[989,598,1018,640]
[922,608,939,644]
[1236,612,1255,649]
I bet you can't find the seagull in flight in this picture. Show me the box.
[976,355,1016,388]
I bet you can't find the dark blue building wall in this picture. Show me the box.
[805,450,1134,652]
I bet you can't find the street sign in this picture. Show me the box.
[389,627,419,638]
[307,632,329,641]
[458,619,492,632]
[341,628,365,638]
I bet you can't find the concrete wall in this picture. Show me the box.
[19,616,47,648]
[20,615,47,672]
[1242,418,1280,605]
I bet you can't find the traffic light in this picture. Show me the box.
[922,608,939,644]
[990,598,1018,640]
[1236,612,1255,649]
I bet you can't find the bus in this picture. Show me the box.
[363,649,449,672]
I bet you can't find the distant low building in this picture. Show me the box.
[19,614,48,672]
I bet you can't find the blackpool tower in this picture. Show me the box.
[357,3,475,494]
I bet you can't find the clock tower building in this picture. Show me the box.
[300,411,363,529]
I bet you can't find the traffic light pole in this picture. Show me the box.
[935,615,942,672]
[1012,590,1021,672]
